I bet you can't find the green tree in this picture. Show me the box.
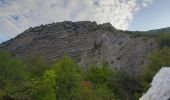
[22,54,49,77]
[0,50,30,99]
[7,70,56,100]
[40,70,56,100]
[53,56,83,100]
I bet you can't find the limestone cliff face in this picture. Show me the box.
[0,21,158,75]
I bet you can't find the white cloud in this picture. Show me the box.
[0,0,154,42]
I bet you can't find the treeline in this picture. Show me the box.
[0,51,142,100]
[0,33,170,100]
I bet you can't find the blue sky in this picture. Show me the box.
[129,0,170,31]
[0,0,170,43]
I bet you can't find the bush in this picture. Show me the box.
[158,33,170,47]
[79,82,115,100]
[94,84,115,100]
[85,64,113,86]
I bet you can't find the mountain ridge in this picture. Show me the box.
[0,21,163,76]
[148,27,170,33]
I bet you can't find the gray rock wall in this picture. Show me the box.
[0,21,158,75]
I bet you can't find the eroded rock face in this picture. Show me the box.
[0,21,158,75]
[140,67,170,100]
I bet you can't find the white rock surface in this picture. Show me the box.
[140,67,170,100]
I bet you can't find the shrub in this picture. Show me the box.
[85,64,113,86]
[94,84,115,100]
[158,33,170,47]
[79,82,115,100]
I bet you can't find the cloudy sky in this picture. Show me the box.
[0,0,170,43]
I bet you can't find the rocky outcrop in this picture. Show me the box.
[140,67,170,100]
[0,21,158,75]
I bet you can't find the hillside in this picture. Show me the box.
[1,21,170,100]
[0,21,159,75]
[148,27,170,34]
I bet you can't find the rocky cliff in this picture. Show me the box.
[0,21,159,75]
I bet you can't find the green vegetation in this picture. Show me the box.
[22,54,49,77]
[157,33,170,47]
[53,56,83,99]
[0,33,170,100]
[136,32,170,94]
[0,51,30,98]
[0,51,142,100]
[121,29,170,38]
[141,47,170,92]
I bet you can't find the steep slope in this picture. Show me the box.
[0,21,158,75]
